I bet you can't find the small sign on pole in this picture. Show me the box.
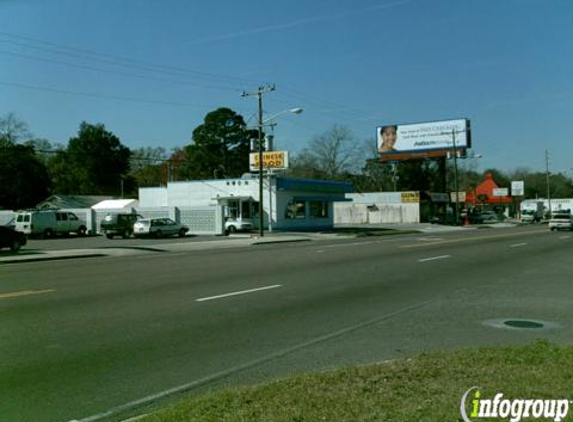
[450,192,467,203]
[492,188,509,197]
[249,151,289,171]
[511,181,525,196]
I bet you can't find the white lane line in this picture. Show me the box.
[417,237,444,242]
[196,285,282,302]
[418,255,451,262]
[315,250,326,253]
[560,235,571,240]
[509,243,528,248]
[322,241,379,248]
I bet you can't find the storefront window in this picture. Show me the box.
[241,201,252,219]
[226,200,239,220]
[285,200,306,219]
[310,201,329,218]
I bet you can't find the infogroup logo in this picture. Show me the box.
[460,387,570,422]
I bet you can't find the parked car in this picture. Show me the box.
[133,218,189,238]
[14,210,88,238]
[0,226,27,252]
[468,210,500,224]
[478,211,500,224]
[549,213,573,231]
[101,213,142,239]
[225,217,253,234]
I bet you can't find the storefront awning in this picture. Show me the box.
[212,196,255,205]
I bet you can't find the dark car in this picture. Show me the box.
[0,226,27,252]
[100,213,142,239]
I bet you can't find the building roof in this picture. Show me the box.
[37,195,113,210]
[465,173,512,205]
[92,199,139,210]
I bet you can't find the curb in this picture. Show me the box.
[0,253,107,264]
[250,238,312,246]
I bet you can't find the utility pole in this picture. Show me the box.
[242,84,275,237]
[545,149,552,218]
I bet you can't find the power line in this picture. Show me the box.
[0,31,259,86]
[0,49,241,92]
[0,80,219,108]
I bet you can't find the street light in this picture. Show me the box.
[442,129,478,225]
[262,108,303,125]
[255,107,303,237]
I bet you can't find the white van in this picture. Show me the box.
[15,210,88,237]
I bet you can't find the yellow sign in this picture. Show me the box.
[401,191,420,203]
[250,151,289,171]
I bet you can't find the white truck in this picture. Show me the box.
[520,200,544,223]
[14,210,88,237]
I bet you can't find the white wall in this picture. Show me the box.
[139,187,168,207]
[334,203,420,224]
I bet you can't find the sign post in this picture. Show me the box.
[511,181,525,220]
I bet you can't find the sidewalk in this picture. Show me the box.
[0,235,313,264]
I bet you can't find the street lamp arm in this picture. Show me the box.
[261,107,303,125]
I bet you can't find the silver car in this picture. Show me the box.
[548,213,573,231]
[133,218,189,238]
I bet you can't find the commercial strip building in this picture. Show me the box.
[138,176,353,232]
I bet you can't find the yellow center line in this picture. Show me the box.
[400,229,546,249]
[0,289,56,299]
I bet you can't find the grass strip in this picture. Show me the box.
[140,341,573,422]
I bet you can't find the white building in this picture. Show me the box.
[139,176,352,231]
[334,191,422,225]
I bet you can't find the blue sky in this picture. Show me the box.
[0,0,571,175]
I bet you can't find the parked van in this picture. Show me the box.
[14,210,88,237]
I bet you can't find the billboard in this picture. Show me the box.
[249,151,289,171]
[377,118,471,161]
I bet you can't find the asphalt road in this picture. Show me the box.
[1,226,572,422]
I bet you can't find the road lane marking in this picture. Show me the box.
[69,298,436,422]
[0,289,55,300]
[323,241,378,248]
[401,230,544,249]
[418,255,451,262]
[315,250,325,253]
[509,243,527,248]
[196,285,282,302]
[560,235,571,240]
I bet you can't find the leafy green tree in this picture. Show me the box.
[182,108,252,179]
[0,143,50,209]
[50,122,131,195]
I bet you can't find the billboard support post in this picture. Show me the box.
[452,129,460,225]
[545,149,552,218]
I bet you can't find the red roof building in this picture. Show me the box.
[465,173,512,206]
